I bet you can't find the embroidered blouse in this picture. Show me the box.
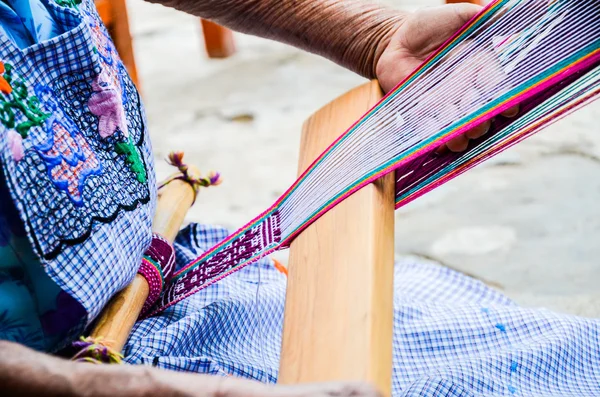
[0,0,155,352]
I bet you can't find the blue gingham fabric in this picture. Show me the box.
[2,1,600,395]
[0,0,155,351]
[125,224,600,397]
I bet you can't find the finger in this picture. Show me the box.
[500,104,520,117]
[446,134,469,152]
[473,50,506,93]
[465,119,492,139]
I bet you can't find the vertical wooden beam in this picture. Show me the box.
[279,81,395,396]
[105,0,141,91]
[200,20,236,58]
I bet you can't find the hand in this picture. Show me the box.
[375,4,519,153]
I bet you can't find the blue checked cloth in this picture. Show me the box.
[1,1,600,395]
[125,224,600,397]
[0,0,154,351]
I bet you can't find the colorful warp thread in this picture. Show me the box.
[142,0,600,316]
[138,234,176,316]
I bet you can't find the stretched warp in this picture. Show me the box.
[149,0,600,316]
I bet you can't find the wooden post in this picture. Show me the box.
[278,81,396,396]
[200,19,236,58]
[95,0,141,91]
[89,173,198,352]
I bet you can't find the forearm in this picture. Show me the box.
[0,340,154,397]
[146,0,407,79]
[0,340,208,397]
[0,340,379,397]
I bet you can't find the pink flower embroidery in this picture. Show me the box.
[88,71,128,139]
[8,130,24,161]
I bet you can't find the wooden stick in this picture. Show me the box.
[103,0,141,91]
[278,81,396,396]
[89,171,199,352]
[200,19,236,58]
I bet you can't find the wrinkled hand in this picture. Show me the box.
[376,4,519,152]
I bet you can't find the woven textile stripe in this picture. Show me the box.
[148,0,599,315]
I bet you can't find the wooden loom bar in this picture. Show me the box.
[102,0,141,90]
[90,173,198,352]
[279,81,396,396]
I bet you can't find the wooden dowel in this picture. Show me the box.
[278,81,395,396]
[90,173,198,352]
[105,0,141,91]
[200,19,236,58]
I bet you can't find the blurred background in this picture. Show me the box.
[117,0,599,316]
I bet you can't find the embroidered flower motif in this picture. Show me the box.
[34,84,103,206]
[0,62,50,161]
[88,70,128,139]
[7,130,24,161]
[41,123,102,204]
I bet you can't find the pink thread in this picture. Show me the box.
[7,130,24,161]
[145,234,176,282]
[138,234,176,316]
[138,258,164,316]
[88,70,128,139]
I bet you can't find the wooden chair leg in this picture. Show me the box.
[278,81,396,396]
[103,0,141,90]
[200,19,236,58]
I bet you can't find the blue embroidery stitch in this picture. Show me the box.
[34,84,103,206]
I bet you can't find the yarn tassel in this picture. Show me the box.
[72,337,124,364]
[167,151,222,189]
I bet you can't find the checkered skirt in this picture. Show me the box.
[125,224,600,396]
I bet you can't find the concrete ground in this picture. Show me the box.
[127,0,600,317]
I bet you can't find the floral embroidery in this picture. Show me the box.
[7,130,24,161]
[0,2,150,259]
[82,8,146,182]
[115,138,147,183]
[88,69,128,139]
[85,11,125,100]
[34,84,103,206]
[2,67,150,259]
[0,62,50,154]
